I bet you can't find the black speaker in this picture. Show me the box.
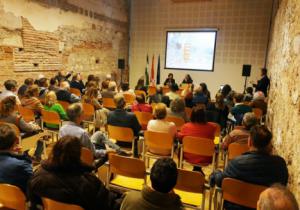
[118,59,125,69]
[242,64,251,77]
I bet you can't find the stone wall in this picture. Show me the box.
[267,0,300,201]
[0,0,129,88]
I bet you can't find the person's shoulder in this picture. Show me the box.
[122,191,143,209]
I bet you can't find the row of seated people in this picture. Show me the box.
[0,123,298,210]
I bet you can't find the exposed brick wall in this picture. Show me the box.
[267,0,300,201]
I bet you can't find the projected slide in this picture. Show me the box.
[165,31,217,71]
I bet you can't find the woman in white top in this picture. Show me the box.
[147,103,177,138]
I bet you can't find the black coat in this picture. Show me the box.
[70,80,85,94]
[255,75,270,96]
[56,89,80,103]
[28,163,119,210]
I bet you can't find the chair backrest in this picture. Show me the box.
[102,98,116,109]
[148,86,156,96]
[107,125,134,143]
[144,130,174,154]
[109,153,146,179]
[162,86,170,95]
[182,136,215,157]
[41,109,61,125]
[134,111,153,127]
[0,184,26,210]
[184,107,192,118]
[134,90,146,97]
[175,169,206,194]
[17,105,35,122]
[69,88,81,97]
[123,93,136,105]
[43,197,84,210]
[57,100,70,111]
[252,108,263,120]
[81,103,95,120]
[165,116,185,130]
[81,147,94,166]
[222,178,267,209]
[228,143,249,161]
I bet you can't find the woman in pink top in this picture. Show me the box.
[131,94,152,113]
[178,106,216,167]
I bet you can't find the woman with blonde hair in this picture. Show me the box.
[44,91,68,128]
[21,85,43,114]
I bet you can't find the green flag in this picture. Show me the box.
[145,54,149,86]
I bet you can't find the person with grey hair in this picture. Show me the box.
[101,81,117,98]
[250,91,267,115]
[222,112,258,150]
[167,98,189,122]
[59,103,128,162]
[56,81,80,103]
[257,184,299,210]
[0,80,21,105]
[107,94,141,157]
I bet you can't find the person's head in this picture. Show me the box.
[0,96,17,116]
[24,85,39,98]
[169,83,178,92]
[249,125,272,153]
[108,81,116,91]
[101,80,109,90]
[200,83,208,93]
[38,78,48,88]
[194,86,203,95]
[246,87,254,95]
[0,124,18,151]
[185,74,192,81]
[153,103,167,119]
[114,94,126,109]
[4,80,18,92]
[24,78,34,86]
[261,68,267,76]
[66,103,84,124]
[86,81,98,90]
[168,73,173,79]
[136,78,145,87]
[221,84,232,97]
[150,158,178,193]
[215,92,225,109]
[242,112,258,130]
[60,81,70,91]
[257,184,299,210]
[106,74,112,81]
[244,95,253,103]
[170,98,185,113]
[85,87,98,99]
[234,93,244,103]
[44,91,57,107]
[121,83,129,92]
[254,91,266,101]
[87,74,95,82]
[156,86,163,94]
[190,105,207,124]
[50,77,58,86]
[136,94,146,104]
[46,136,82,170]
[72,73,80,82]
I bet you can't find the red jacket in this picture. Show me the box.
[131,103,152,113]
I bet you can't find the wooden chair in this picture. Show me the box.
[252,108,263,120]
[107,125,135,153]
[134,90,147,98]
[69,88,81,97]
[102,98,116,109]
[0,184,26,210]
[148,86,156,96]
[41,109,62,142]
[162,86,170,95]
[106,153,146,191]
[174,169,210,210]
[179,136,216,171]
[81,147,94,166]
[216,178,267,210]
[134,111,153,130]
[17,105,35,122]
[82,103,95,133]
[143,131,174,167]
[123,93,136,105]
[57,100,70,111]
[224,143,249,167]
[43,197,84,210]
[185,107,192,119]
[166,116,185,131]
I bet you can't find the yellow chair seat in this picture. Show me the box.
[174,189,203,207]
[111,175,144,191]
[214,136,220,145]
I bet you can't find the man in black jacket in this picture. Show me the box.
[56,81,80,103]
[253,68,270,97]
[211,125,288,210]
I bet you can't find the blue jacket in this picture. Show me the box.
[0,152,33,193]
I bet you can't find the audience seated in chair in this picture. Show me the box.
[131,94,152,113]
[192,86,208,106]
[0,124,32,193]
[121,82,135,96]
[101,81,117,98]
[18,78,34,99]
[107,94,141,157]
[250,91,267,115]
[48,77,60,93]
[56,81,80,104]
[166,83,180,101]
[0,80,21,105]
[70,73,85,94]
[257,184,299,210]
[230,93,252,125]
[135,78,147,93]
[222,112,258,150]
[21,85,44,115]
[210,125,288,210]
[167,98,189,122]
[121,158,183,210]
[37,77,49,100]
[28,136,121,210]
[200,82,211,102]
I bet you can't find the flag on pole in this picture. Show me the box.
[145,54,149,86]
[150,55,155,85]
[156,55,160,85]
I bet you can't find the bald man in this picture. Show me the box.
[257,185,299,210]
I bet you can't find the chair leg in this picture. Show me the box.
[202,190,206,210]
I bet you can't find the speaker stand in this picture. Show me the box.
[243,76,248,94]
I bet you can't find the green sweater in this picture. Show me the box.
[43,103,68,128]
